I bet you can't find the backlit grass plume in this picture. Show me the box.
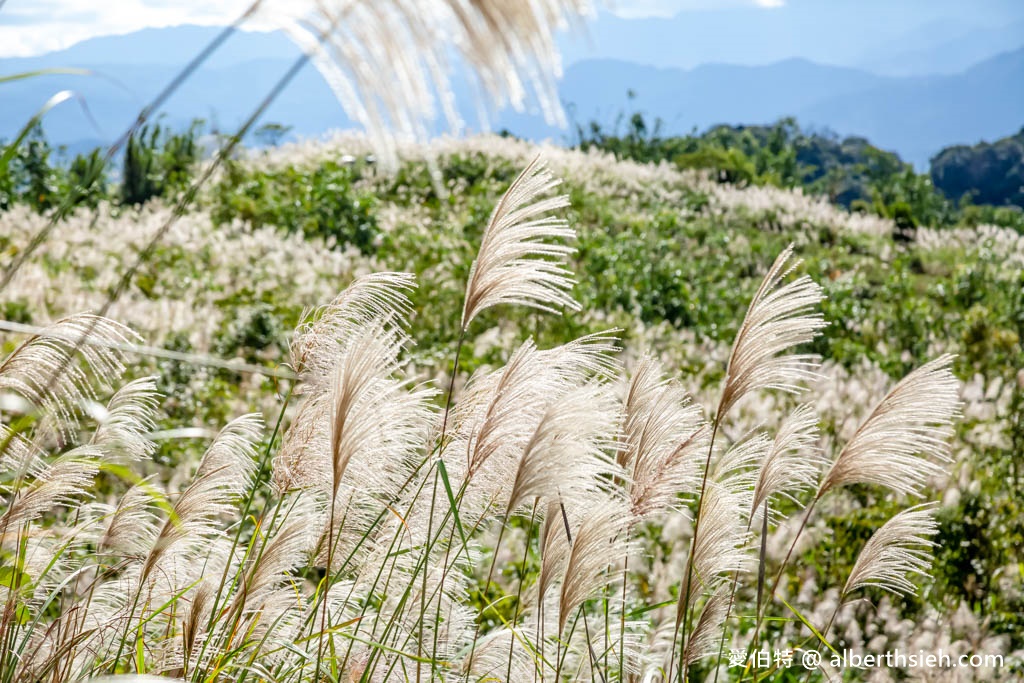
[460,155,578,329]
[267,1,592,166]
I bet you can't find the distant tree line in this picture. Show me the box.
[2,112,1022,235]
[0,120,294,217]
[571,112,1024,233]
[931,129,1024,208]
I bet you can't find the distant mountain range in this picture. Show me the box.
[1,22,1022,167]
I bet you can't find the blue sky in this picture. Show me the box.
[3,1,794,57]
[2,0,1023,65]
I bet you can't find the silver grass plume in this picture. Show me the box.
[461,625,537,682]
[0,314,135,436]
[717,245,825,419]
[711,431,770,499]
[288,271,415,379]
[558,499,632,633]
[90,376,160,462]
[0,445,105,530]
[842,504,939,598]
[276,272,432,498]
[819,355,961,497]
[618,355,709,520]
[140,415,262,582]
[682,587,730,666]
[325,321,432,496]
[266,1,591,166]
[507,382,621,513]
[537,498,571,604]
[97,481,164,556]
[229,493,324,619]
[460,156,578,329]
[461,332,618,484]
[750,404,823,522]
[675,484,750,623]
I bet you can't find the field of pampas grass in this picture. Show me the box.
[3,140,1021,682]
[2,2,1024,680]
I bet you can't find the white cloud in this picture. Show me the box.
[0,0,788,57]
[0,0,254,56]
[608,0,785,18]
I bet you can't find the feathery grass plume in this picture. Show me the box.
[818,355,961,497]
[460,155,578,329]
[228,493,323,621]
[276,277,436,570]
[750,403,822,521]
[842,504,939,598]
[97,481,164,556]
[618,355,710,520]
[0,423,40,490]
[267,1,591,166]
[682,587,729,666]
[675,484,751,623]
[140,414,262,583]
[461,625,538,682]
[507,382,621,513]
[324,322,429,494]
[288,271,416,379]
[0,314,136,437]
[716,245,825,419]
[89,377,160,462]
[0,446,105,530]
[460,332,617,490]
[537,498,571,605]
[558,499,632,633]
[274,272,432,493]
[710,431,770,499]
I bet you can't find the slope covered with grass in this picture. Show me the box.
[2,136,1021,679]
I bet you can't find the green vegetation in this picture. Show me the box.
[574,113,1024,233]
[931,127,1024,208]
[2,124,1024,677]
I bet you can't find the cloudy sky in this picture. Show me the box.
[0,0,787,57]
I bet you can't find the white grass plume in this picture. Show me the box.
[618,355,709,520]
[97,481,164,556]
[288,271,415,379]
[90,376,160,462]
[711,431,770,499]
[325,321,432,496]
[461,156,577,329]
[558,499,632,633]
[819,355,961,497]
[269,1,591,166]
[750,403,823,522]
[461,333,617,486]
[682,587,729,666]
[0,314,135,435]
[140,415,262,582]
[0,445,105,530]
[676,484,750,622]
[717,245,825,419]
[230,492,323,618]
[507,381,621,513]
[842,504,939,598]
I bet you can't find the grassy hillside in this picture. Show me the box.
[2,136,1022,680]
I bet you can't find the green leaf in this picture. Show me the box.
[778,595,840,657]
[436,460,469,558]
[0,565,31,591]
[0,90,75,174]
[0,68,93,84]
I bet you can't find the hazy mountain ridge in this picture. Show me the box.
[1,23,1022,167]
